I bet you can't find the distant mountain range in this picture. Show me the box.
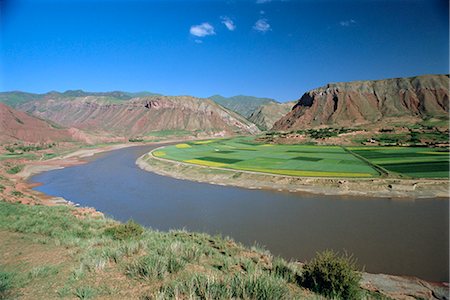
[208,94,297,130]
[248,101,296,130]
[0,74,448,145]
[208,95,278,118]
[273,74,449,131]
[0,90,161,108]
[11,94,259,138]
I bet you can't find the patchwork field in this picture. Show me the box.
[153,138,449,179]
[349,147,450,178]
[154,138,379,178]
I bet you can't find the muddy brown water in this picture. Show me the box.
[30,145,449,282]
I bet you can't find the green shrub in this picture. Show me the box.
[6,165,23,174]
[0,270,14,300]
[104,220,143,240]
[300,250,361,299]
[11,190,24,197]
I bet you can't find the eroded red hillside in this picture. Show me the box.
[273,74,449,131]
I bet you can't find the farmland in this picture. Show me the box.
[349,147,450,178]
[153,138,449,179]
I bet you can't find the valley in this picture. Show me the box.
[2,1,448,298]
[0,74,448,300]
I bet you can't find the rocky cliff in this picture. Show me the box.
[273,74,449,131]
[19,96,260,137]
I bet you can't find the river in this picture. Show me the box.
[30,145,449,282]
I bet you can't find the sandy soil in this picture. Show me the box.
[137,147,449,199]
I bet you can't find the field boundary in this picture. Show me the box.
[342,146,390,177]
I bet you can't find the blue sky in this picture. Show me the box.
[0,0,448,101]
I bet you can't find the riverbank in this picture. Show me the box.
[137,148,449,199]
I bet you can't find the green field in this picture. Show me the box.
[153,138,449,179]
[349,147,450,178]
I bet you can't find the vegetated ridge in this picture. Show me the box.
[273,74,449,131]
[248,101,297,130]
[16,95,260,137]
[0,90,160,108]
[209,94,277,118]
[0,102,72,144]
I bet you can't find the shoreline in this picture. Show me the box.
[136,146,450,199]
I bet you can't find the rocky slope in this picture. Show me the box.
[18,96,260,137]
[248,101,296,130]
[209,95,277,118]
[0,102,72,144]
[273,74,449,131]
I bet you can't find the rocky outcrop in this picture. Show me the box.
[19,96,260,137]
[248,101,296,130]
[273,74,449,131]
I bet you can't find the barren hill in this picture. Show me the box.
[273,74,449,131]
[0,102,72,144]
[248,101,296,130]
[18,96,260,137]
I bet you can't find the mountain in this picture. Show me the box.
[273,74,449,131]
[0,102,72,144]
[209,95,277,118]
[18,95,260,137]
[0,90,161,108]
[248,101,296,130]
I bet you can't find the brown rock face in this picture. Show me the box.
[0,102,72,144]
[273,74,449,131]
[19,96,260,136]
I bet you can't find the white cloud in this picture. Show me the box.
[253,19,271,32]
[339,19,356,27]
[221,16,236,31]
[256,0,272,3]
[190,23,216,37]
[194,39,203,44]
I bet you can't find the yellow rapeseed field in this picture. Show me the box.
[175,143,192,149]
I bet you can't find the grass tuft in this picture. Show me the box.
[74,286,96,299]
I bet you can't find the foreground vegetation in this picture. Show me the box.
[0,200,390,299]
[153,137,449,179]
